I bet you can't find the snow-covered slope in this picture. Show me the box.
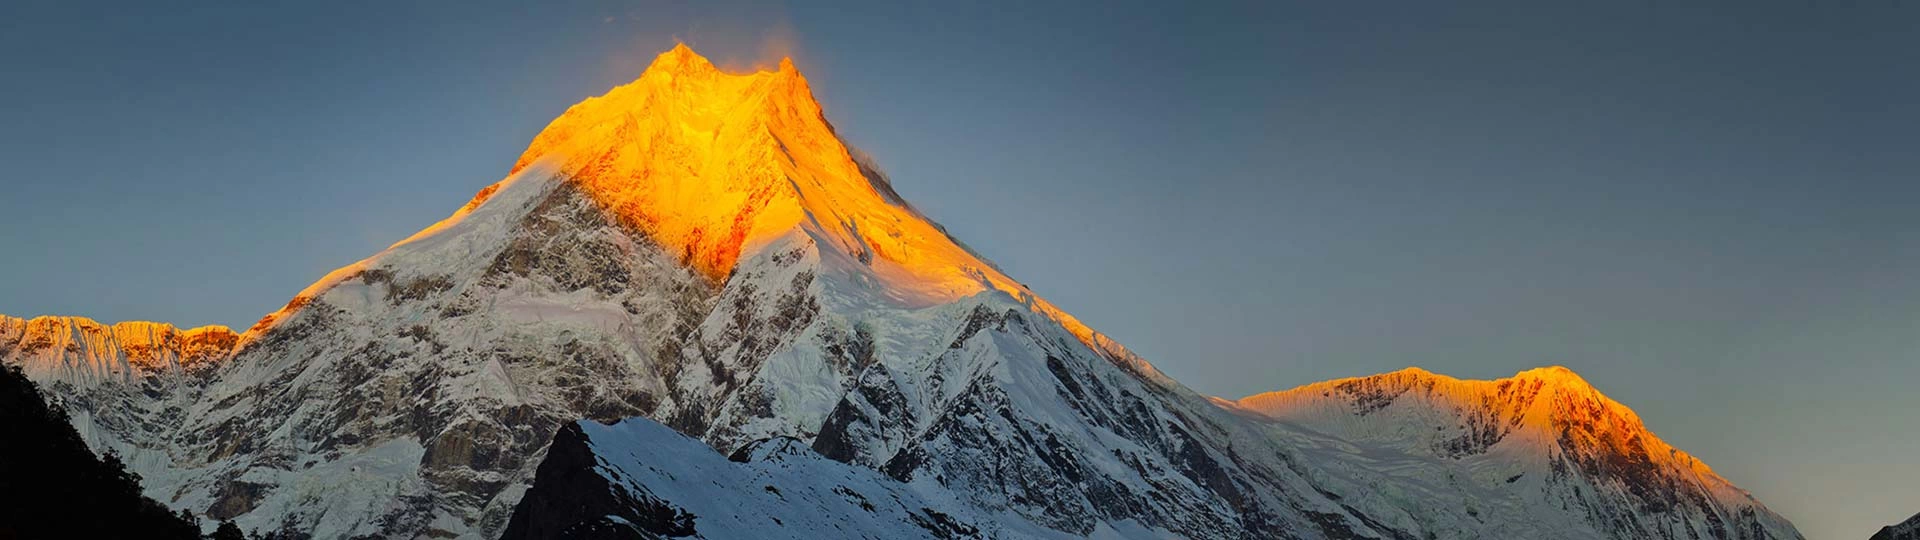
[1874,513,1920,540]
[1235,367,1798,539]
[1,45,1801,540]
[501,416,1123,540]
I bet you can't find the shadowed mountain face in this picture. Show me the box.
[1,45,1801,540]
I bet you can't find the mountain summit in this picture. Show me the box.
[508,45,999,296]
[2,45,1799,539]
[249,45,1121,359]
[508,43,825,281]
[512,45,1122,354]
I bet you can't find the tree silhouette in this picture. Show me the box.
[0,364,202,539]
[212,521,246,540]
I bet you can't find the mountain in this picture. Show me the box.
[1233,367,1799,539]
[0,44,1800,539]
[1874,514,1920,540]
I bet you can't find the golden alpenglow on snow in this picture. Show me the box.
[11,4,1900,538]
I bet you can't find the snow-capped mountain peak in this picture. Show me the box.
[499,44,1136,367]
[2,45,1798,540]
[1236,366,1795,538]
[1238,365,1704,471]
[503,44,830,282]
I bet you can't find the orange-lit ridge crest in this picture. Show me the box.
[1235,366,1737,489]
[506,43,818,282]
[0,315,238,381]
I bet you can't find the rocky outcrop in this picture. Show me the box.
[500,422,696,540]
[506,417,1043,540]
[1873,513,1920,540]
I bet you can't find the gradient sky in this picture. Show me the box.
[1,2,1913,537]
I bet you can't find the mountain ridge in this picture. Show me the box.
[1237,364,1734,483]
[0,314,237,386]
[0,45,1799,540]
[1236,364,1791,538]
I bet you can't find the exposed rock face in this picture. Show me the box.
[2,45,1804,540]
[173,175,717,535]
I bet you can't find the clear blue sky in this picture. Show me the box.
[1,2,1913,537]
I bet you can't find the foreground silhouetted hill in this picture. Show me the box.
[0,364,202,540]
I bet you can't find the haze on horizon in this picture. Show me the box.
[0,2,1913,537]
